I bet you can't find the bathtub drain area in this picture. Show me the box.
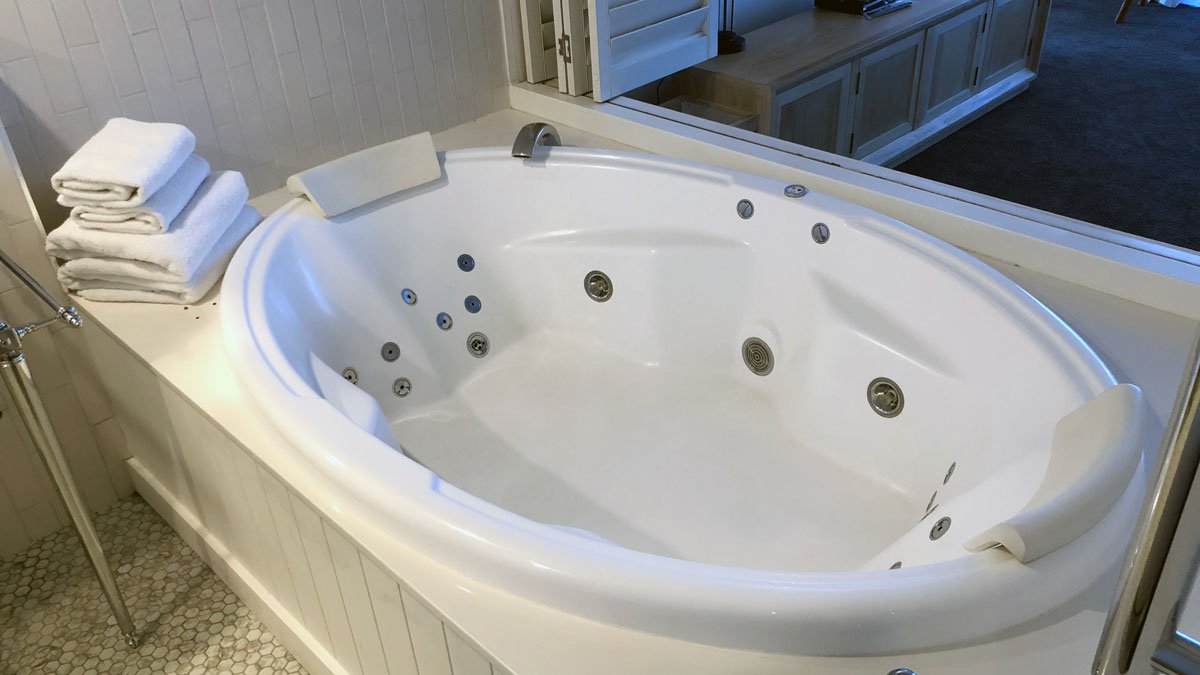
[389,331,917,572]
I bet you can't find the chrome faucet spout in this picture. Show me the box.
[512,122,561,158]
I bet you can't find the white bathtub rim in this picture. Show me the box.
[221,147,1140,655]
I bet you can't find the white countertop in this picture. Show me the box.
[73,108,1199,675]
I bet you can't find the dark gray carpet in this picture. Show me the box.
[898,0,1200,252]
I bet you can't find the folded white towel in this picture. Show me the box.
[70,154,210,234]
[46,170,249,279]
[52,118,196,208]
[59,205,261,304]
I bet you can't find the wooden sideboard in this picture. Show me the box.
[671,0,1048,165]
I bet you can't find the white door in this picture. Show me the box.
[554,0,593,94]
[520,0,558,83]
[587,0,719,102]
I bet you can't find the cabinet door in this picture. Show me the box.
[850,31,924,159]
[915,3,987,124]
[772,63,855,155]
[980,0,1037,88]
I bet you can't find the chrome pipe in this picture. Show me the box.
[1094,334,1200,674]
[0,340,139,647]
[0,246,81,328]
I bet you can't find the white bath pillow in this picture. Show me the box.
[965,383,1144,563]
[287,132,441,218]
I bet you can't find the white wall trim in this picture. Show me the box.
[509,83,1200,320]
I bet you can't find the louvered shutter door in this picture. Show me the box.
[553,0,593,95]
[588,0,719,101]
[520,0,558,83]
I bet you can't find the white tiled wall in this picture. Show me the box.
[0,122,132,557]
[0,0,516,557]
[0,0,514,230]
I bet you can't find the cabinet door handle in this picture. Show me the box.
[981,12,987,32]
[855,72,862,95]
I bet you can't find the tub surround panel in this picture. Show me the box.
[68,111,1199,674]
[90,313,505,675]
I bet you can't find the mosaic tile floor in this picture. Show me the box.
[0,495,308,674]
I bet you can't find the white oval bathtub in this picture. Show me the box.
[221,145,1145,656]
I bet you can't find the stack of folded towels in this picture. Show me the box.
[45,117,260,304]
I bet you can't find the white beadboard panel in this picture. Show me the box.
[159,384,238,547]
[259,465,335,653]
[362,557,421,675]
[78,325,512,674]
[0,0,507,227]
[161,384,273,590]
[446,630,494,675]
[84,322,180,507]
[325,523,391,675]
[404,590,455,675]
[291,494,365,673]
[235,449,303,620]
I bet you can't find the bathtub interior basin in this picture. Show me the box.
[223,145,1144,654]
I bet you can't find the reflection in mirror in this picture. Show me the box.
[619,0,1200,252]
[1176,548,1200,645]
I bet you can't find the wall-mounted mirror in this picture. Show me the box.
[521,0,1199,257]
